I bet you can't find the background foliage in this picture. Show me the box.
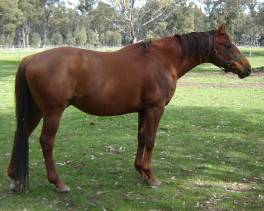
[0,0,263,47]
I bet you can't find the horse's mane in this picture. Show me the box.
[119,31,215,60]
[175,31,215,62]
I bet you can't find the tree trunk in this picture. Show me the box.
[41,13,50,48]
[22,26,26,48]
[132,36,137,43]
[26,33,29,48]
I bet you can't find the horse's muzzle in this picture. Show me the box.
[238,67,251,79]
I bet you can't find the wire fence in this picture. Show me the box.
[0,46,120,61]
[0,46,263,72]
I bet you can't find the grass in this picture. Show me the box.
[0,47,263,210]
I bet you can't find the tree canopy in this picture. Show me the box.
[0,0,263,47]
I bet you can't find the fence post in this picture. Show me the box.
[249,47,252,57]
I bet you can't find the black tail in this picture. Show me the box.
[12,60,31,192]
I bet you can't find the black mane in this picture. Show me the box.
[175,31,215,62]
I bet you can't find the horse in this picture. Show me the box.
[8,24,251,192]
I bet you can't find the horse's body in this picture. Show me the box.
[27,44,176,116]
[8,25,251,192]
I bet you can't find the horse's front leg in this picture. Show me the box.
[135,106,164,186]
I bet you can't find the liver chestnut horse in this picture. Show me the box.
[8,25,251,192]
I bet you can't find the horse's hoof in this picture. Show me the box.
[56,185,71,193]
[147,177,161,187]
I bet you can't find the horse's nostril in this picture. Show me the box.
[244,66,251,75]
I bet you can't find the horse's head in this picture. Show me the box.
[211,24,251,79]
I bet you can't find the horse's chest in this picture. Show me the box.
[164,80,177,105]
[144,71,177,106]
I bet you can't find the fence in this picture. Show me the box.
[0,46,123,61]
[0,45,263,63]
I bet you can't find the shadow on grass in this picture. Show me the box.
[162,106,263,178]
[0,105,263,209]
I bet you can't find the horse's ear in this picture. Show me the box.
[217,24,227,35]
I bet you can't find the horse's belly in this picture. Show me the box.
[71,94,141,116]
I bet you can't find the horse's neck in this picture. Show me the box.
[177,57,201,79]
[175,32,213,79]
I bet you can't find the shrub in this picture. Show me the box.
[51,32,63,45]
[75,27,87,46]
[65,33,76,45]
[104,31,122,46]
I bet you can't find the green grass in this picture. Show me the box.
[0,48,264,210]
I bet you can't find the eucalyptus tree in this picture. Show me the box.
[110,0,171,43]
[39,0,60,47]
[0,0,21,46]
[89,2,116,43]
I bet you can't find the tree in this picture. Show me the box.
[137,0,172,39]
[165,1,200,35]
[87,30,100,46]
[65,33,76,45]
[201,0,262,44]
[0,0,22,46]
[244,0,258,17]
[18,0,43,47]
[254,2,264,45]
[104,31,122,46]
[0,0,263,47]
[111,0,171,43]
[75,27,87,46]
[30,32,41,47]
[78,0,97,14]
[110,0,137,43]
[51,32,63,45]
[146,21,167,38]
[89,2,115,43]
[191,3,206,32]
[0,34,5,46]
[40,0,60,47]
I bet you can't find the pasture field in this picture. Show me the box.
[0,48,263,210]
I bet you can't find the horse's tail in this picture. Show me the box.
[12,58,31,192]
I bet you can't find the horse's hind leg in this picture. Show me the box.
[135,106,164,186]
[8,103,42,189]
[135,111,147,176]
[39,111,70,192]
